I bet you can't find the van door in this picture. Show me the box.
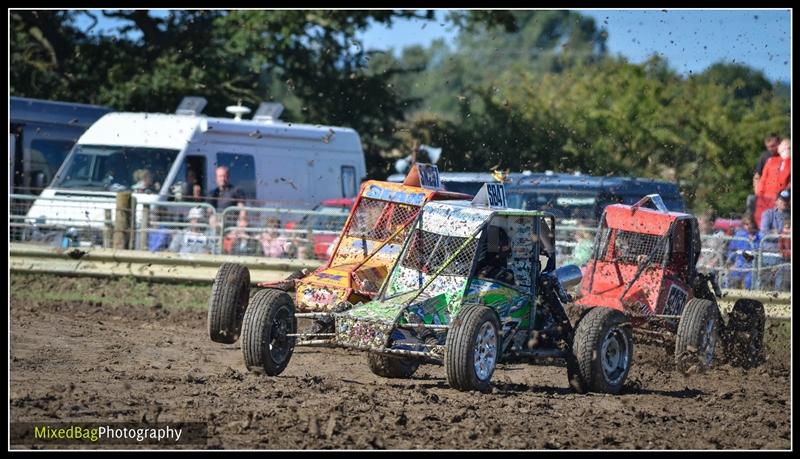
[169,155,207,202]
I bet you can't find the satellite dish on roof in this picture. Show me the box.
[225,102,252,121]
[254,102,284,122]
[175,96,207,116]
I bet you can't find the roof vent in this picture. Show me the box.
[225,101,252,121]
[175,96,207,116]
[253,102,284,122]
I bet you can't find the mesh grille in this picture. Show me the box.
[603,230,667,265]
[400,229,478,277]
[347,198,420,242]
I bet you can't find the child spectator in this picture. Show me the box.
[725,214,760,290]
[260,217,288,258]
[168,207,213,254]
[147,206,172,252]
[224,214,257,255]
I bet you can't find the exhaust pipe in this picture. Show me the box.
[555,264,583,290]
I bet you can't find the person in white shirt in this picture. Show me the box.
[169,206,212,254]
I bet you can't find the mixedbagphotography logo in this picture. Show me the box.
[10,422,208,446]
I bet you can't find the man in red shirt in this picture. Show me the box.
[755,139,791,228]
[753,133,781,193]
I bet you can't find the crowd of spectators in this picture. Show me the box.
[144,165,320,259]
[141,148,790,290]
[694,133,792,291]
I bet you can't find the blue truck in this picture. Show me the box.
[10,96,112,195]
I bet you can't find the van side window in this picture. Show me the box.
[341,165,356,198]
[29,139,75,188]
[172,155,206,202]
[216,153,256,199]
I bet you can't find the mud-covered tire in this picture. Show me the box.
[675,298,721,372]
[367,353,420,379]
[568,307,633,394]
[723,299,765,368]
[208,263,250,344]
[445,305,500,392]
[241,289,297,376]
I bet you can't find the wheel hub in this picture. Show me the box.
[701,317,718,365]
[600,327,630,385]
[473,322,497,381]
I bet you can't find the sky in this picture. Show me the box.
[73,9,791,83]
[358,9,791,83]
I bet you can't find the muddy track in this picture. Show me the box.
[10,289,791,449]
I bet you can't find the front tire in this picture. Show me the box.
[208,263,250,344]
[569,307,633,394]
[675,298,721,372]
[445,305,500,392]
[241,289,297,376]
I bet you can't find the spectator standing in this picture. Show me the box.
[755,139,791,228]
[208,165,247,225]
[696,213,728,275]
[759,190,789,290]
[752,133,781,194]
[182,167,204,202]
[168,207,213,254]
[565,224,595,267]
[725,214,760,290]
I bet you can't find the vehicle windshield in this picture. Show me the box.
[328,197,422,267]
[507,191,601,220]
[600,228,669,266]
[382,225,480,300]
[52,144,179,192]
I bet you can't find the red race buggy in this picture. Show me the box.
[575,194,766,371]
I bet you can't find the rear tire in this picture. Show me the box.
[241,289,297,376]
[569,307,633,394]
[208,263,250,344]
[723,299,765,368]
[367,353,420,379]
[445,305,500,392]
[675,298,721,373]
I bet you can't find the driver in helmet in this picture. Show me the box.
[476,225,515,285]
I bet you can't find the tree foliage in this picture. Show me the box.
[10,10,790,215]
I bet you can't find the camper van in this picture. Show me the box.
[10,97,112,195]
[24,97,366,244]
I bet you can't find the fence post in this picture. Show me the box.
[113,192,132,250]
[139,204,150,251]
[218,207,228,254]
[103,209,113,248]
[754,242,762,291]
[128,196,138,250]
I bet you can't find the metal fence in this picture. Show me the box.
[8,193,791,292]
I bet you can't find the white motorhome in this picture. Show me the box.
[25,98,366,241]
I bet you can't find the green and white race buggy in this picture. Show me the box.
[240,187,634,393]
